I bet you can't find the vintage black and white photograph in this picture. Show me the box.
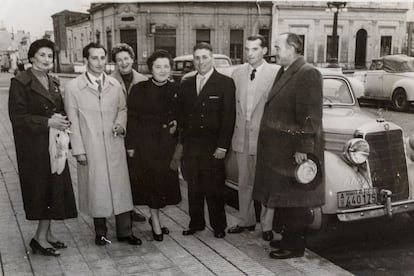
[1,0,414,275]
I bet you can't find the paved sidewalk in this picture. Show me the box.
[0,73,352,276]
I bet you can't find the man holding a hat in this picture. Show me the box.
[253,32,324,259]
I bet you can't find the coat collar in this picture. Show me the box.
[111,69,148,96]
[191,69,220,110]
[78,72,117,95]
[15,69,57,105]
[266,56,306,103]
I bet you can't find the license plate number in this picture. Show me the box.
[337,188,378,208]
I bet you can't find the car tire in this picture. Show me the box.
[308,207,329,232]
[392,88,409,112]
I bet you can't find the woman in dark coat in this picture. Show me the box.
[8,39,77,256]
[126,50,181,241]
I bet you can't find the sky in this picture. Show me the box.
[0,0,92,39]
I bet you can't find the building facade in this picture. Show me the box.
[57,1,411,72]
[272,1,409,69]
[87,1,272,71]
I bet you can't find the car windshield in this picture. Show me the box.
[323,78,353,105]
[173,61,193,72]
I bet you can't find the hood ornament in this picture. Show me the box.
[376,108,385,123]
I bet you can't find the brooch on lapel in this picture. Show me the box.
[54,86,60,93]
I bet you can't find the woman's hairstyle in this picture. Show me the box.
[146,50,173,71]
[111,43,135,61]
[28,39,55,63]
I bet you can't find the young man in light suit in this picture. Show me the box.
[228,35,279,241]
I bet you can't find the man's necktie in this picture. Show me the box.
[96,79,102,93]
[250,68,256,81]
[198,76,205,95]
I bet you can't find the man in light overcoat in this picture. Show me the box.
[253,33,324,259]
[228,35,279,241]
[64,43,141,246]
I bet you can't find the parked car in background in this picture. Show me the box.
[172,54,236,82]
[354,55,414,111]
[225,68,414,231]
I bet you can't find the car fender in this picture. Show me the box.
[391,78,414,101]
[322,151,370,214]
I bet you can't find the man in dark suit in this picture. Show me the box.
[178,42,235,238]
[253,33,324,259]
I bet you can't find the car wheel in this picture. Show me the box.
[308,207,329,232]
[392,88,409,111]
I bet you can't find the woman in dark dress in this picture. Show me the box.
[8,39,77,256]
[126,50,181,241]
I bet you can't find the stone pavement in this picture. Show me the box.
[0,72,352,276]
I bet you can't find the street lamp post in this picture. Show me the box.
[326,2,347,68]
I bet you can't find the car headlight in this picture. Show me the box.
[343,138,370,165]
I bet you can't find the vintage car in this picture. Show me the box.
[172,53,235,82]
[354,55,414,111]
[225,69,414,231]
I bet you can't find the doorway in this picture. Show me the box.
[355,29,367,69]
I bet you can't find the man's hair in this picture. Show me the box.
[28,39,55,63]
[111,43,135,61]
[82,42,107,59]
[281,32,303,54]
[247,34,267,48]
[146,49,173,71]
[193,42,213,53]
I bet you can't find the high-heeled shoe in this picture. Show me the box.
[149,218,169,235]
[48,240,67,249]
[148,218,163,241]
[30,239,60,257]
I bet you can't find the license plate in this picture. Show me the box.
[337,188,378,208]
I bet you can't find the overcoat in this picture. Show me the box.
[253,57,325,208]
[231,61,279,154]
[8,69,77,220]
[111,69,147,97]
[64,73,133,217]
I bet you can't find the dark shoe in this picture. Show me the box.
[269,249,304,259]
[214,230,226,238]
[95,235,111,246]
[269,240,281,249]
[48,240,67,249]
[227,224,255,234]
[117,235,142,245]
[131,211,146,222]
[148,218,163,242]
[149,218,169,235]
[262,231,274,241]
[30,239,60,256]
[182,227,204,236]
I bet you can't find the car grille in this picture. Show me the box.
[365,129,409,201]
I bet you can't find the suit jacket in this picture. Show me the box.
[178,69,236,157]
[253,56,325,208]
[111,69,148,97]
[231,61,279,155]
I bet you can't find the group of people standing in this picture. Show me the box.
[8,31,324,260]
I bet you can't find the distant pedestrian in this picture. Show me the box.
[178,42,236,239]
[64,42,141,246]
[253,32,324,259]
[126,50,181,242]
[228,34,278,241]
[8,39,77,257]
[111,43,148,223]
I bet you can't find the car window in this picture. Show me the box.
[323,78,353,105]
[214,58,231,67]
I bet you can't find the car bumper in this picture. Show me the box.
[337,198,414,222]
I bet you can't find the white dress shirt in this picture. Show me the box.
[86,72,104,91]
[196,67,214,95]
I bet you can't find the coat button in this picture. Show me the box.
[200,126,204,129]
[201,114,204,118]
[202,103,205,106]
